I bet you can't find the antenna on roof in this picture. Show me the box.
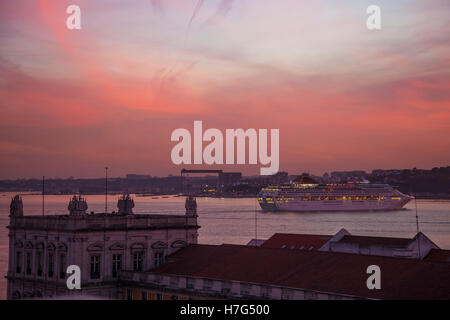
[105,167,108,214]
[254,197,258,245]
[414,194,421,259]
[42,175,45,216]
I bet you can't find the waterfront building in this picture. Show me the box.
[6,194,449,300]
[119,242,450,300]
[6,194,199,299]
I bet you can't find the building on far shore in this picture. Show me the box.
[6,194,199,299]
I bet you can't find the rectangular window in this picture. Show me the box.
[261,286,272,298]
[154,275,163,283]
[133,252,143,272]
[36,252,43,276]
[126,289,133,301]
[48,253,54,278]
[154,252,164,268]
[26,252,32,275]
[90,255,101,279]
[281,288,293,300]
[59,253,66,279]
[186,278,195,289]
[240,284,251,296]
[156,293,162,300]
[304,291,317,300]
[221,281,231,295]
[203,279,213,291]
[112,254,122,278]
[141,291,148,300]
[15,251,22,274]
[170,276,179,287]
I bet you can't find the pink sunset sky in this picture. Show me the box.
[0,0,449,179]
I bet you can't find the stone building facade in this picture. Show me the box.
[6,194,199,299]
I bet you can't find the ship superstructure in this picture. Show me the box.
[258,176,413,212]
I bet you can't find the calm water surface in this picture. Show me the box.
[0,192,449,299]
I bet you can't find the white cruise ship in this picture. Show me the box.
[258,176,413,212]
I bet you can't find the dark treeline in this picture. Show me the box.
[367,166,450,198]
[0,176,183,195]
[0,166,449,198]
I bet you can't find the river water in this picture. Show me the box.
[1,192,449,299]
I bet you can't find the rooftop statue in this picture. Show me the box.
[117,194,134,215]
[68,195,88,215]
[185,196,197,216]
[10,195,24,217]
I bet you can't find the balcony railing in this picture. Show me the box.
[9,214,197,232]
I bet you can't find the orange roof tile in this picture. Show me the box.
[151,244,450,300]
[261,233,331,250]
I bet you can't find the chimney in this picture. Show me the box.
[10,195,24,217]
[68,195,88,216]
[117,194,134,215]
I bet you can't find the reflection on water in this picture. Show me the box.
[0,192,449,299]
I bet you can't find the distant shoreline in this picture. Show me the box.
[1,192,450,200]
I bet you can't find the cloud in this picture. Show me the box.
[0,0,449,178]
[150,0,164,14]
[188,0,204,28]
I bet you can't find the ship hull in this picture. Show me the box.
[259,197,412,212]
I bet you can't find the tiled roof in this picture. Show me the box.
[151,244,450,300]
[246,239,266,247]
[338,235,412,247]
[424,249,450,262]
[261,233,331,250]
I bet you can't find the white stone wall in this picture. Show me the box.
[121,271,360,300]
[7,215,199,300]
